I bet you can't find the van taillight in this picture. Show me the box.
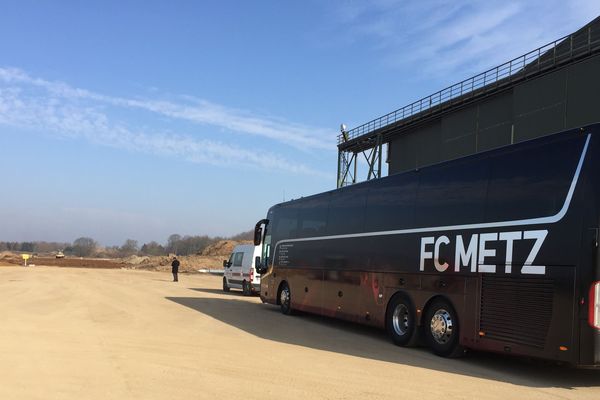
[250,268,254,281]
[590,281,600,330]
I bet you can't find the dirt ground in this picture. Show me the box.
[0,266,599,400]
[0,254,225,272]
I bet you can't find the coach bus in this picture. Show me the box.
[253,124,600,366]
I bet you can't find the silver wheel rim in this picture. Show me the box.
[392,304,409,336]
[280,287,289,307]
[430,308,453,344]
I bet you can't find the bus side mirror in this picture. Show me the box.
[255,256,267,274]
[254,226,263,246]
[253,218,269,246]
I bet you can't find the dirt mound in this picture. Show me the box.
[21,257,123,269]
[122,254,223,272]
[0,252,23,265]
[122,255,150,265]
[200,240,251,256]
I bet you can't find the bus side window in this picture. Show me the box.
[327,186,368,235]
[366,173,417,231]
[272,206,299,241]
[415,159,488,227]
[298,195,330,238]
[485,136,580,222]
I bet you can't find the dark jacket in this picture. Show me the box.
[171,259,180,272]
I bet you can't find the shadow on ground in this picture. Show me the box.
[190,288,258,297]
[167,289,600,390]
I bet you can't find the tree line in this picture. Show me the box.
[0,230,253,258]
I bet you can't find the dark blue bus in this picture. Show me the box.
[254,124,600,367]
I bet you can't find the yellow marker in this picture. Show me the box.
[22,254,30,267]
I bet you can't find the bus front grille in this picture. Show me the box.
[480,275,554,349]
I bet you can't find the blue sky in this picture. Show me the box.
[1,0,598,246]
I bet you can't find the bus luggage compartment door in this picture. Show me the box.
[286,268,323,315]
[322,270,361,322]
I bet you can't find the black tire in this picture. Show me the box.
[279,282,293,315]
[242,280,251,296]
[386,294,418,347]
[424,299,464,358]
[222,277,230,292]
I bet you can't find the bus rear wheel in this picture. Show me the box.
[424,299,464,358]
[386,294,418,347]
[279,282,293,315]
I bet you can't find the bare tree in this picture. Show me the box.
[166,234,182,254]
[119,239,139,257]
[140,241,165,256]
[72,237,97,257]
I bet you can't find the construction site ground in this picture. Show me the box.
[0,265,598,400]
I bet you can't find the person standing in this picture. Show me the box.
[171,256,180,282]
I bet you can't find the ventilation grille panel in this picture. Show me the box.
[480,276,554,349]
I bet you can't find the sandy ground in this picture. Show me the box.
[0,266,599,400]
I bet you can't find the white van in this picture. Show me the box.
[222,244,261,295]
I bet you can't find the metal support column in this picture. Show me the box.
[337,133,383,188]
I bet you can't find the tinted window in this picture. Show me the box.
[327,185,368,235]
[366,173,418,231]
[485,135,582,221]
[297,194,330,238]
[271,205,298,242]
[415,158,489,227]
[233,252,243,267]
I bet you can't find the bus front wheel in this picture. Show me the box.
[424,299,464,358]
[386,294,418,347]
[279,282,293,315]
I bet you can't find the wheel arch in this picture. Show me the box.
[385,290,415,320]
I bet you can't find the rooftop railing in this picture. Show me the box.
[338,22,600,145]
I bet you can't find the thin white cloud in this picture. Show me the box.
[0,67,334,150]
[331,0,600,77]
[0,69,332,178]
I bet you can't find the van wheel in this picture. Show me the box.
[424,299,464,358]
[386,294,418,347]
[222,277,230,292]
[279,282,293,315]
[242,280,251,296]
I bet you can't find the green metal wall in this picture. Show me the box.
[388,54,600,174]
